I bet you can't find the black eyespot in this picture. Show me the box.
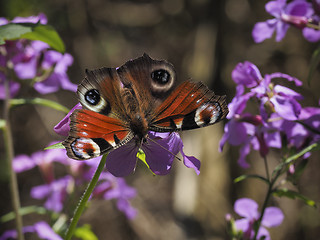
[85,89,100,105]
[151,69,170,85]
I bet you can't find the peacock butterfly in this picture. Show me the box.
[62,54,228,160]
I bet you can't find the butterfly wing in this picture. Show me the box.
[63,109,133,160]
[149,81,228,132]
[63,66,136,160]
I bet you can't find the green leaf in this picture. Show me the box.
[273,188,317,208]
[234,174,269,184]
[0,23,32,42]
[74,225,98,240]
[0,23,65,53]
[137,149,155,175]
[45,142,65,150]
[307,45,320,85]
[273,142,320,176]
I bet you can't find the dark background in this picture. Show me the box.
[1,0,320,239]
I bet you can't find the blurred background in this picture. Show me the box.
[1,0,320,239]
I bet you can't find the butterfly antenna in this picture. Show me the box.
[147,136,182,162]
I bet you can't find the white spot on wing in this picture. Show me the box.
[72,138,101,159]
[194,103,221,127]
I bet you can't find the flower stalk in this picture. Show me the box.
[3,72,24,240]
[64,154,107,240]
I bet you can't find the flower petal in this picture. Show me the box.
[143,135,176,175]
[303,28,320,42]
[234,198,260,219]
[252,19,277,43]
[116,198,137,219]
[256,226,271,240]
[231,61,262,87]
[265,0,286,17]
[54,103,82,136]
[234,218,251,234]
[106,142,138,177]
[238,140,252,168]
[262,206,284,228]
[271,95,300,120]
[13,154,36,173]
[34,221,62,240]
[275,20,290,42]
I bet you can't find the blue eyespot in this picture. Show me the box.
[85,89,100,105]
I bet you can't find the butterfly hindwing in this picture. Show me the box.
[150,81,228,131]
[63,109,133,160]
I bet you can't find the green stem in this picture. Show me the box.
[64,154,107,240]
[0,206,47,223]
[10,98,70,114]
[3,75,24,240]
[263,156,270,181]
[253,170,282,240]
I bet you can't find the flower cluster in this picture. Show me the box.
[227,198,284,240]
[0,143,137,239]
[54,104,201,177]
[253,0,320,42]
[220,61,320,168]
[0,13,76,99]
[13,144,137,216]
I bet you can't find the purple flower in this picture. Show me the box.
[106,131,200,177]
[31,175,73,212]
[281,106,320,149]
[231,61,262,88]
[220,61,306,167]
[92,172,137,219]
[34,50,77,94]
[0,221,62,240]
[232,198,284,240]
[55,104,201,177]
[252,0,313,43]
[0,13,76,98]
[13,142,69,182]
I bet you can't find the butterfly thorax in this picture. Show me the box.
[130,113,149,144]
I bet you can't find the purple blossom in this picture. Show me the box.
[0,13,77,98]
[0,221,62,240]
[55,104,201,177]
[92,172,137,219]
[13,142,69,182]
[231,61,262,88]
[232,198,284,240]
[106,131,200,177]
[34,50,77,94]
[31,175,73,212]
[220,61,311,168]
[252,0,314,43]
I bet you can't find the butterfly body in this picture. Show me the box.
[63,54,228,160]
